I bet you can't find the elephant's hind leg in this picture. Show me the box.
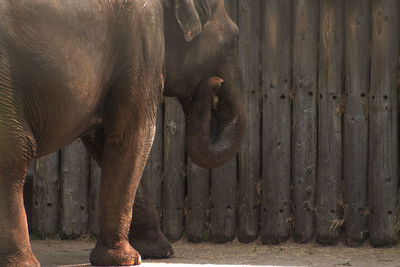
[129,182,174,259]
[0,111,38,265]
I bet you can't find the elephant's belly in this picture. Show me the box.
[25,83,105,158]
[34,114,103,158]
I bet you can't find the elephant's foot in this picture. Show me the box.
[0,248,40,267]
[90,241,141,266]
[130,231,174,259]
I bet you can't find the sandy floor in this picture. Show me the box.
[31,239,400,267]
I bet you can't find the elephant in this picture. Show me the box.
[0,0,245,266]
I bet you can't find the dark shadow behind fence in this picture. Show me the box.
[24,0,400,246]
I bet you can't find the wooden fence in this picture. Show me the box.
[24,0,400,247]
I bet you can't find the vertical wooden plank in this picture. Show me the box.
[261,0,292,244]
[142,101,164,218]
[208,0,240,244]
[292,0,319,243]
[60,140,89,236]
[32,152,60,235]
[162,97,185,242]
[88,157,101,237]
[343,0,370,246]
[210,162,237,243]
[24,163,34,232]
[368,0,399,247]
[315,0,344,245]
[186,160,210,242]
[224,0,238,20]
[235,0,261,244]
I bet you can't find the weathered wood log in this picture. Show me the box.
[88,158,101,237]
[186,159,210,242]
[236,0,261,244]
[162,97,185,242]
[261,0,292,245]
[32,152,60,235]
[368,0,399,247]
[343,0,371,247]
[292,0,319,243]
[315,0,344,245]
[60,140,89,236]
[210,159,237,243]
[224,0,238,20]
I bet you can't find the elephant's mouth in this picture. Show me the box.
[180,76,245,169]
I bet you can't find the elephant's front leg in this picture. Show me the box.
[90,100,157,266]
[82,133,174,260]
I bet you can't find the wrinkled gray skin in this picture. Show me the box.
[0,0,244,266]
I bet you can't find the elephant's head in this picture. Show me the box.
[163,0,245,169]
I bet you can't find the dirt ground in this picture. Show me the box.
[31,239,400,267]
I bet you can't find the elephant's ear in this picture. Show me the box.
[175,0,202,42]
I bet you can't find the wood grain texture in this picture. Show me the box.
[236,0,261,243]
[60,140,89,236]
[343,0,370,246]
[261,0,292,245]
[88,158,101,237]
[162,97,185,242]
[368,0,399,247]
[186,159,210,242]
[142,102,164,219]
[224,0,238,21]
[292,0,319,243]
[210,160,237,243]
[315,0,344,245]
[32,152,60,235]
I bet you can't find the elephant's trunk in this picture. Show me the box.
[184,74,245,169]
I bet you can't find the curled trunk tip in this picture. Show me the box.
[185,76,244,169]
